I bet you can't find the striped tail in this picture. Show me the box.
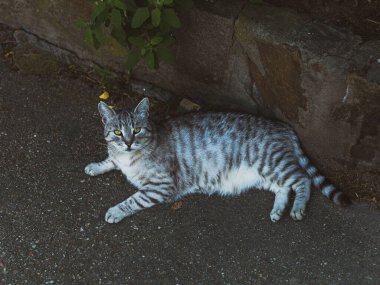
[294,144,351,206]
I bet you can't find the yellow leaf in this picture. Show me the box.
[108,105,115,109]
[171,201,183,210]
[99,91,109,100]
[5,51,14,57]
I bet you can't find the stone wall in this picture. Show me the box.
[235,4,380,172]
[0,1,379,178]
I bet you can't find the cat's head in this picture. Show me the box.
[98,98,152,153]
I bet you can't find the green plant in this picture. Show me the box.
[76,0,193,74]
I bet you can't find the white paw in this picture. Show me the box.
[270,208,284,223]
[105,206,127,224]
[84,163,101,176]
[290,208,306,221]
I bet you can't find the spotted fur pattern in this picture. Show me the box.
[85,98,350,223]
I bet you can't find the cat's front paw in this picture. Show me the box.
[270,208,284,223]
[105,206,127,224]
[84,163,102,176]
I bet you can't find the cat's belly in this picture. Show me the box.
[203,166,273,196]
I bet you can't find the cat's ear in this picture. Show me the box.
[134,97,149,117]
[98,102,116,124]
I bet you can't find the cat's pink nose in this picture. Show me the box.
[123,138,132,147]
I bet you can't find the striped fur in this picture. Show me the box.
[295,150,351,206]
[85,98,350,224]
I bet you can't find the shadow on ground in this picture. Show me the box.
[0,60,379,284]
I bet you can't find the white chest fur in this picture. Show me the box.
[110,152,145,188]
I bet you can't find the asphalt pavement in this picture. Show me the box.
[0,59,379,285]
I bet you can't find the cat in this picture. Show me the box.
[85,98,350,224]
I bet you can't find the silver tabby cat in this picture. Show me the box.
[85,98,350,224]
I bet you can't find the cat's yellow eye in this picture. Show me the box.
[134,127,141,134]
[114,130,122,136]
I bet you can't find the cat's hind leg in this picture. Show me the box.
[290,177,311,221]
[85,157,117,176]
[270,186,291,222]
[105,188,172,223]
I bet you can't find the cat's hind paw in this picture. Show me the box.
[105,206,127,223]
[290,208,306,221]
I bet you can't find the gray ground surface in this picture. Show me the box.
[0,59,379,285]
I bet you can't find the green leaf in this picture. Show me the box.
[151,8,161,27]
[163,0,174,4]
[84,29,94,46]
[144,50,155,69]
[162,8,181,28]
[114,0,127,10]
[111,27,127,46]
[94,9,108,27]
[159,20,171,34]
[131,7,150,28]
[175,0,194,9]
[75,19,88,28]
[125,0,137,11]
[160,35,176,47]
[150,35,163,46]
[91,2,107,22]
[143,22,156,31]
[92,36,101,49]
[128,36,145,48]
[126,50,141,71]
[111,8,122,28]
[92,26,106,45]
[157,47,175,64]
